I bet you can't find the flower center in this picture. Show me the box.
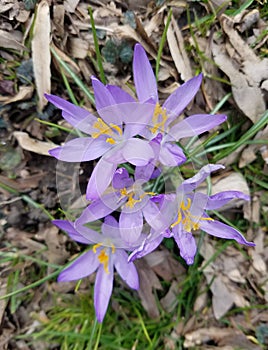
[149,103,168,134]
[92,243,115,273]
[120,187,155,209]
[171,197,214,232]
[91,118,122,145]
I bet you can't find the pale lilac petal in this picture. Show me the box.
[106,85,135,103]
[94,264,114,323]
[162,74,202,117]
[128,234,163,261]
[45,94,95,133]
[112,167,133,189]
[134,162,155,182]
[206,191,250,210]
[119,211,143,244]
[200,220,255,246]
[172,227,197,265]
[178,164,225,194]
[92,77,115,109]
[159,142,186,166]
[49,137,111,162]
[122,139,154,166]
[114,250,139,289]
[58,250,99,281]
[143,199,173,232]
[76,193,119,225]
[166,114,227,141]
[86,157,117,200]
[133,44,158,103]
[52,220,90,244]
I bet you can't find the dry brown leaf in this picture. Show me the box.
[64,0,79,13]
[0,29,26,50]
[32,0,51,111]
[13,131,57,156]
[0,85,33,104]
[135,259,162,318]
[51,42,80,75]
[212,14,268,122]
[68,37,89,59]
[166,15,192,81]
[239,125,268,167]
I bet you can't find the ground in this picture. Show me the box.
[0,0,268,349]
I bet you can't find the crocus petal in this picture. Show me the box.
[159,142,186,166]
[86,157,117,200]
[52,220,90,244]
[58,250,99,281]
[178,164,225,194]
[112,167,134,189]
[76,192,119,225]
[200,220,255,246]
[134,162,155,182]
[133,44,158,103]
[162,74,202,118]
[94,264,114,323]
[119,211,143,244]
[106,85,136,103]
[143,199,173,232]
[122,139,154,166]
[205,191,250,210]
[114,250,139,289]
[45,94,95,133]
[92,77,116,110]
[49,137,111,162]
[128,233,163,261]
[172,227,197,265]
[166,114,227,141]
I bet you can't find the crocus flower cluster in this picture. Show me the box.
[47,44,255,322]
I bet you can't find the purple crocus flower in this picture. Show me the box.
[53,216,139,323]
[75,166,171,244]
[105,44,227,167]
[45,85,155,200]
[129,164,255,265]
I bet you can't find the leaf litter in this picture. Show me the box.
[0,0,267,349]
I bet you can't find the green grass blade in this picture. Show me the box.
[155,8,172,82]
[89,6,106,84]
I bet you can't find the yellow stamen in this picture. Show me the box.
[91,118,122,141]
[106,137,116,144]
[150,103,168,134]
[93,242,102,253]
[181,198,191,211]
[171,210,182,228]
[110,123,122,136]
[98,249,109,273]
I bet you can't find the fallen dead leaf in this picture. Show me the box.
[166,15,192,82]
[32,0,51,111]
[13,131,57,156]
[0,29,26,50]
[0,86,34,104]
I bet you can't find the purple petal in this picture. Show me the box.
[128,233,163,261]
[166,114,227,141]
[52,220,90,244]
[162,74,202,118]
[114,249,139,289]
[200,220,255,246]
[178,164,225,194]
[159,142,186,166]
[92,77,115,110]
[94,264,114,323]
[45,94,95,133]
[119,211,143,244]
[49,137,111,162]
[206,191,250,210]
[134,162,155,182]
[58,250,99,281]
[86,157,117,200]
[112,167,134,189]
[76,193,119,225]
[106,85,136,103]
[133,44,158,103]
[122,139,154,166]
[143,199,173,232]
[172,227,197,265]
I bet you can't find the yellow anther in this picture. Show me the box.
[93,242,102,253]
[125,193,142,208]
[111,244,115,254]
[150,103,168,134]
[181,198,191,211]
[110,123,123,136]
[106,137,116,144]
[98,249,109,273]
[171,210,182,228]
